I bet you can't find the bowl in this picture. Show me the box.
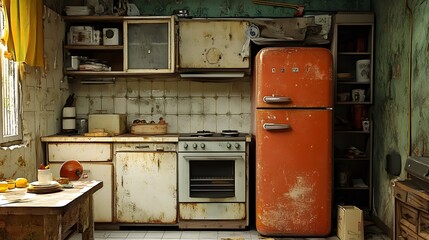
[60,160,83,181]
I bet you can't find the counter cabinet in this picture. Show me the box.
[42,136,179,225]
[394,180,429,240]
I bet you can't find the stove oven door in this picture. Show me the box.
[178,153,245,203]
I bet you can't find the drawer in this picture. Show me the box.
[419,211,429,239]
[408,192,429,212]
[400,223,419,240]
[114,143,177,152]
[395,186,408,202]
[399,202,419,233]
[48,143,112,162]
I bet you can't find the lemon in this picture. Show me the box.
[6,179,15,189]
[0,181,8,192]
[15,178,28,188]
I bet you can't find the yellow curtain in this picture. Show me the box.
[1,0,44,67]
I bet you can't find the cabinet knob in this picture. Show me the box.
[235,143,240,149]
[227,143,232,148]
[200,143,205,149]
[193,143,198,149]
[183,143,188,149]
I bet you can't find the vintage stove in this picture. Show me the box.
[177,130,249,229]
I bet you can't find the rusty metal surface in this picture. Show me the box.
[179,203,245,220]
[254,47,333,108]
[178,20,249,69]
[254,47,332,236]
[115,150,177,223]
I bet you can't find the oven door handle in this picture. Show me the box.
[183,156,244,161]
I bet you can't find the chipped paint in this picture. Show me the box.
[115,148,177,223]
[179,203,246,220]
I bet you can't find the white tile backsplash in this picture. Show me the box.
[165,81,178,97]
[216,96,229,114]
[178,80,190,97]
[203,97,216,114]
[165,97,178,115]
[190,81,203,96]
[88,97,102,113]
[101,83,115,97]
[101,97,114,113]
[71,79,252,133]
[126,98,140,114]
[113,97,127,114]
[190,97,204,115]
[139,81,152,97]
[152,81,165,97]
[127,80,140,98]
[229,96,242,114]
[178,98,191,114]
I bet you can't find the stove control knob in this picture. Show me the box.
[200,143,205,149]
[235,143,240,149]
[183,143,188,149]
[193,143,198,149]
[226,143,232,148]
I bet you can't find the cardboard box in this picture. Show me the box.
[337,205,364,240]
[88,114,127,136]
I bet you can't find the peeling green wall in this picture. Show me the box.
[372,0,429,233]
[48,0,370,16]
[129,0,370,17]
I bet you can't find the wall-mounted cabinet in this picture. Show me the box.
[331,12,374,213]
[178,19,250,71]
[124,17,175,73]
[63,16,175,78]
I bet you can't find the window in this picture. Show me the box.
[0,7,22,144]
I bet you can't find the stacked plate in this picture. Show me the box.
[27,181,62,194]
[64,6,92,16]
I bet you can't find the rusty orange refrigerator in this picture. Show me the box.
[254,47,333,236]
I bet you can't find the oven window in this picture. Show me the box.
[189,160,235,198]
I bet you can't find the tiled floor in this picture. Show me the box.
[68,225,390,240]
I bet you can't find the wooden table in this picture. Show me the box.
[0,180,102,240]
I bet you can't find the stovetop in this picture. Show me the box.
[179,130,248,141]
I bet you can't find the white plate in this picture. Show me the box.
[30,181,59,187]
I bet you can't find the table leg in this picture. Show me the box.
[80,194,95,240]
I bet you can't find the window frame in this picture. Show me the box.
[0,6,22,144]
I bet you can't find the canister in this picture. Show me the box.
[356,59,370,82]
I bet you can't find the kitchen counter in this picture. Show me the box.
[41,133,179,143]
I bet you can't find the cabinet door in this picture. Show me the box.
[50,163,113,222]
[178,20,249,69]
[115,151,177,223]
[124,17,175,73]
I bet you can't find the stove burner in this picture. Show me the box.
[191,130,214,137]
[221,130,239,137]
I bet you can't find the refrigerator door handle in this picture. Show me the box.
[263,123,291,130]
[263,96,292,103]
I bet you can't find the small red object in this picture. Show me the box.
[60,160,83,181]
